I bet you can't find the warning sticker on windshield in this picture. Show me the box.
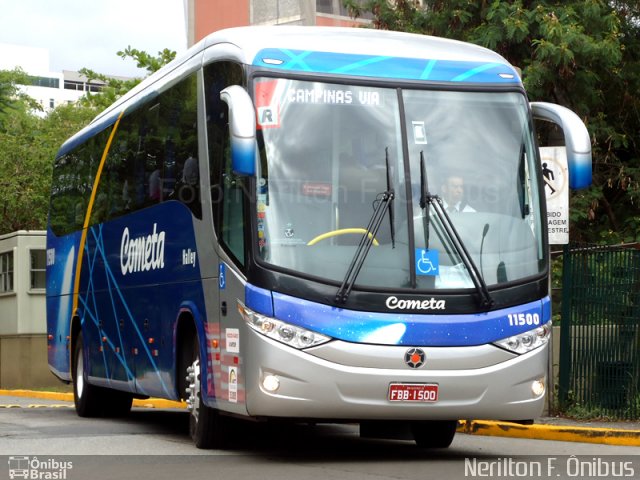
[255,80,281,129]
[412,121,428,144]
[302,182,332,197]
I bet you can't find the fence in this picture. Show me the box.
[557,243,640,419]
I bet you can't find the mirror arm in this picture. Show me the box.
[530,102,592,189]
[221,85,257,176]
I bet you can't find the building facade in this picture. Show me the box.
[186,0,371,46]
[0,43,106,116]
[0,230,53,388]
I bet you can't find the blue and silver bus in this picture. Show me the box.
[46,26,592,449]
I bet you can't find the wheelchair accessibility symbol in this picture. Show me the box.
[416,249,439,276]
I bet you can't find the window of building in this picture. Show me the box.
[30,250,46,290]
[316,0,373,18]
[0,251,14,293]
[26,75,60,89]
[49,99,55,109]
[317,0,333,14]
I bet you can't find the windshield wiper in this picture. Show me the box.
[335,149,395,304]
[517,142,530,219]
[418,154,494,309]
[385,147,395,248]
[419,151,430,249]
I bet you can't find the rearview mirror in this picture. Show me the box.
[221,85,257,176]
[531,102,592,189]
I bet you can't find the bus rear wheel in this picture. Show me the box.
[73,332,133,417]
[186,342,230,449]
[102,389,133,417]
[410,420,457,449]
[73,332,103,417]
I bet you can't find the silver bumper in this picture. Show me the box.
[244,330,547,421]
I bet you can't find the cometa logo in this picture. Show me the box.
[385,296,445,310]
[120,223,166,275]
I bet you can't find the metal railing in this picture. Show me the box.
[558,243,640,419]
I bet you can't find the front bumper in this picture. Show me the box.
[244,329,547,421]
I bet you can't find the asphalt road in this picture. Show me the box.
[0,401,639,480]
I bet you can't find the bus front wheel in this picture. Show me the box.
[186,340,230,449]
[410,420,457,449]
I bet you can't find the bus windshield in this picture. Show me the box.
[254,77,545,291]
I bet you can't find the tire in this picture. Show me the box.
[101,389,133,417]
[72,332,103,417]
[186,337,230,449]
[73,332,133,417]
[411,420,457,449]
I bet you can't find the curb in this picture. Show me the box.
[458,420,640,447]
[2,390,638,446]
[0,389,186,410]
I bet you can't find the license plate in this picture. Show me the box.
[388,383,439,402]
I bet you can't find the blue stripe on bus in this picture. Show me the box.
[253,49,521,84]
[245,286,550,347]
[245,283,274,317]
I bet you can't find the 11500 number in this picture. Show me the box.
[507,313,540,326]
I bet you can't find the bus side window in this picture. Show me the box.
[205,61,246,266]
[84,73,201,225]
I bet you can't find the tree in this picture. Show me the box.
[0,102,96,233]
[0,68,42,126]
[345,0,640,244]
[0,47,175,234]
[79,47,176,111]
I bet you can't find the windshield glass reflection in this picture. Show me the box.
[254,78,545,291]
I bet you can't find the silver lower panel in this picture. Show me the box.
[244,330,547,421]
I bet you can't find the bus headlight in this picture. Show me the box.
[238,302,331,349]
[493,322,552,354]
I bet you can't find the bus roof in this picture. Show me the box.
[58,26,520,158]
[212,25,512,67]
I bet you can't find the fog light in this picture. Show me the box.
[531,379,545,397]
[262,374,280,393]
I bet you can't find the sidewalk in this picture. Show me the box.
[459,417,640,447]
[2,389,639,446]
[0,389,185,409]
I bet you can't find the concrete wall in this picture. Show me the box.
[195,0,250,40]
[0,232,56,389]
[0,335,61,389]
[189,0,368,46]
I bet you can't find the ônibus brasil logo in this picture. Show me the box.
[8,456,73,479]
[120,223,166,276]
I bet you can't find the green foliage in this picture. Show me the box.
[79,47,176,111]
[345,0,640,244]
[0,68,42,126]
[117,46,176,74]
[0,47,175,234]
[0,103,96,233]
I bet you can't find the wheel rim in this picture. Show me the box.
[75,346,84,398]
[186,357,201,425]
